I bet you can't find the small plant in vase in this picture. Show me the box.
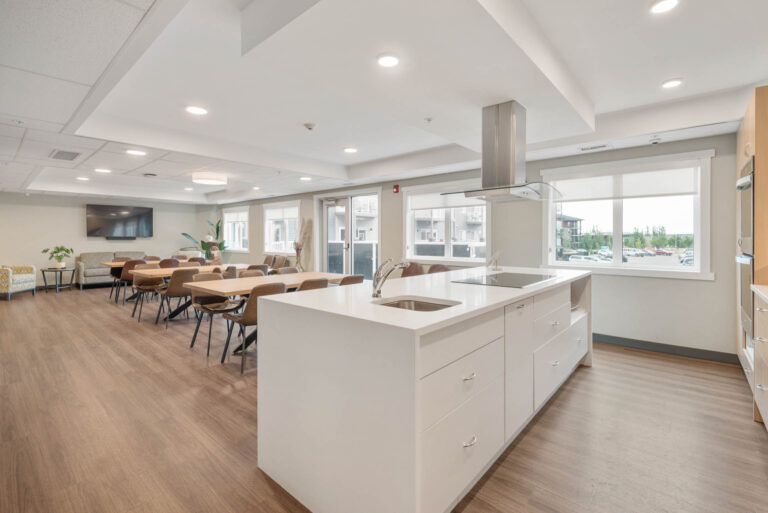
[42,246,74,269]
[293,218,313,272]
[181,219,227,260]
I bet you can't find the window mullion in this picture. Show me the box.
[612,173,623,265]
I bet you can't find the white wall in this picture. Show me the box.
[0,193,200,285]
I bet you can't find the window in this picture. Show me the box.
[404,181,488,263]
[222,206,249,252]
[542,150,713,279]
[264,201,300,254]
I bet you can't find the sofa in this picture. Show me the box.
[0,265,36,300]
[75,251,146,289]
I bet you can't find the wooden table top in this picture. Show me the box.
[183,272,345,296]
[130,264,249,279]
[100,261,128,268]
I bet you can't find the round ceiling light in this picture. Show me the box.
[300,176,312,181]
[650,0,678,14]
[76,176,89,181]
[94,168,111,173]
[253,186,260,190]
[185,105,208,115]
[343,147,358,154]
[192,172,227,185]
[377,54,399,67]
[661,78,683,89]
[125,149,147,156]
[184,187,194,191]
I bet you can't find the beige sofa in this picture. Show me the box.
[75,251,145,289]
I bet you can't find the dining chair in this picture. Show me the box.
[339,275,364,286]
[297,278,328,291]
[223,282,287,373]
[427,264,449,274]
[190,274,244,357]
[400,262,424,277]
[277,267,298,274]
[248,264,269,275]
[116,259,146,305]
[154,268,199,329]
[144,256,161,261]
[159,258,179,269]
[179,261,201,267]
[189,257,207,265]
[108,257,131,300]
[131,263,162,321]
[223,266,238,279]
[239,270,264,278]
[263,255,275,267]
[272,255,287,269]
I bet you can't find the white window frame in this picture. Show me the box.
[222,205,250,253]
[263,200,301,256]
[540,150,714,281]
[402,179,491,266]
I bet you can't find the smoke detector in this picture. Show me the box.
[303,123,316,131]
[48,149,80,161]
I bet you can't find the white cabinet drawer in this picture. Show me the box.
[419,309,504,378]
[420,338,504,431]
[420,378,504,513]
[533,284,569,317]
[755,338,768,419]
[533,315,588,410]
[533,302,570,345]
[504,297,535,441]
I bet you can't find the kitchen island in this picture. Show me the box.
[257,266,591,513]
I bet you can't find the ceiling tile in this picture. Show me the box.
[25,129,104,150]
[0,115,63,133]
[78,150,153,171]
[161,151,220,166]
[16,138,96,168]
[128,159,200,177]
[0,166,33,190]
[0,136,21,158]
[0,124,24,139]
[0,66,89,124]
[100,142,168,160]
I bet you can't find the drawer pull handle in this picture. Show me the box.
[516,304,526,310]
[757,307,768,312]
[551,320,560,327]
[756,337,768,343]
[757,385,768,392]
[462,435,478,448]
[462,371,477,382]
[552,360,560,367]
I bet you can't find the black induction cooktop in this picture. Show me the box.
[453,272,556,288]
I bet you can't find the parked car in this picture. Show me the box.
[655,249,672,255]
[597,249,612,258]
[680,256,694,266]
[679,249,694,262]
[569,255,603,263]
[641,249,656,256]
[623,248,645,257]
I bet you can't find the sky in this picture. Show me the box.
[560,195,694,235]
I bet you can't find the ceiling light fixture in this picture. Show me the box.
[343,147,358,154]
[192,171,227,185]
[185,105,208,116]
[377,54,399,67]
[300,176,312,181]
[184,187,194,191]
[253,186,260,190]
[76,176,89,181]
[126,149,147,156]
[94,168,111,173]
[650,0,678,14]
[661,78,683,89]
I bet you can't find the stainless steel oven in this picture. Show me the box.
[737,254,754,339]
[737,156,755,255]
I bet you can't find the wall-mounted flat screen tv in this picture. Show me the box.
[86,204,153,238]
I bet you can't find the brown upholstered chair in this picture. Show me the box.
[159,258,179,269]
[239,270,264,278]
[131,263,162,321]
[427,264,449,274]
[248,264,269,275]
[154,268,199,329]
[108,257,131,300]
[144,256,160,261]
[189,274,244,357]
[223,266,238,279]
[179,261,201,267]
[223,282,286,373]
[272,255,287,269]
[401,262,423,277]
[277,267,298,274]
[263,255,275,267]
[339,275,364,286]
[116,259,146,305]
[189,257,207,265]
[297,278,328,291]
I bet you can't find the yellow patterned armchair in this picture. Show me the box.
[0,265,37,300]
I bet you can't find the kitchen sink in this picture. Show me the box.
[373,296,461,312]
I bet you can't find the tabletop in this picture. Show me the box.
[183,272,346,296]
[130,264,249,279]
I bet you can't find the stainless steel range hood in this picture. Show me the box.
[443,100,560,202]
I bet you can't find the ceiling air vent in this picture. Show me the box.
[578,143,610,152]
[48,149,80,161]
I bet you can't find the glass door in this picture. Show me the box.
[324,199,349,274]
[351,194,379,280]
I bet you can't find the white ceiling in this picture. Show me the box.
[1,0,767,203]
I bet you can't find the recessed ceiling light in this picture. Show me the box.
[192,171,227,185]
[126,149,147,156]
[253,186,260,190]
[76,176,89,181]
[650,0,678,14]
[300,176,312,181]
[377,54,399,67]
[343,147,358,154]
[120,211,130,215]
[661,78,683,89]
[94,168,111,173]
[184,187,194,191]
[185,105,208,116]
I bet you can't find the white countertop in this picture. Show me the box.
[261,266,590,335]
[752,284,768,303]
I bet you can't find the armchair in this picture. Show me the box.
[0,265,37,300]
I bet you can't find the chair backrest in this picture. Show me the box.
[427,264,449,274]
[112,257,131,262]
[189,257,207,265]
[401,262,423,277]
[248,264,269,275]
[277,266,298,274]
[263,255,275,267]
[273,255,287,268]
[110,256,130,278]
[298,278,328,291]
[159,258,179,269]
[133,263,162,286]
[144,256,160,261]
[179,261,201,267]
[240,283,287,324]
[165,268,200,297]
[119,259,146,281]
[191,273,226,304]
[239,269,264,278]
[339,274,364,286]
[223,266,238,279]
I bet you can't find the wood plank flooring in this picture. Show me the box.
[1,288,766,513]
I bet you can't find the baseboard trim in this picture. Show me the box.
[594,333,739,365]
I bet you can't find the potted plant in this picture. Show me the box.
[181,219,227,260]
[42,246,74,269]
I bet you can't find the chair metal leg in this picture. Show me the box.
[122,282,128,306]
[206,313,214,357]
[155,296,164,324]
[240,327,246,374]
[131,291,140,317]
[165,297,171,329]
[222,321,235,363]
[190,310,203,348]
[138,293,145,322]
[109,280,114,299]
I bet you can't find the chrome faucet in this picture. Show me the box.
[372,258,408,298]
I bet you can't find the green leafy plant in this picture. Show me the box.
[181,219,227,259]
[41,246,74,263]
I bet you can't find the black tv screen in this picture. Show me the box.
[86,204,153,238]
